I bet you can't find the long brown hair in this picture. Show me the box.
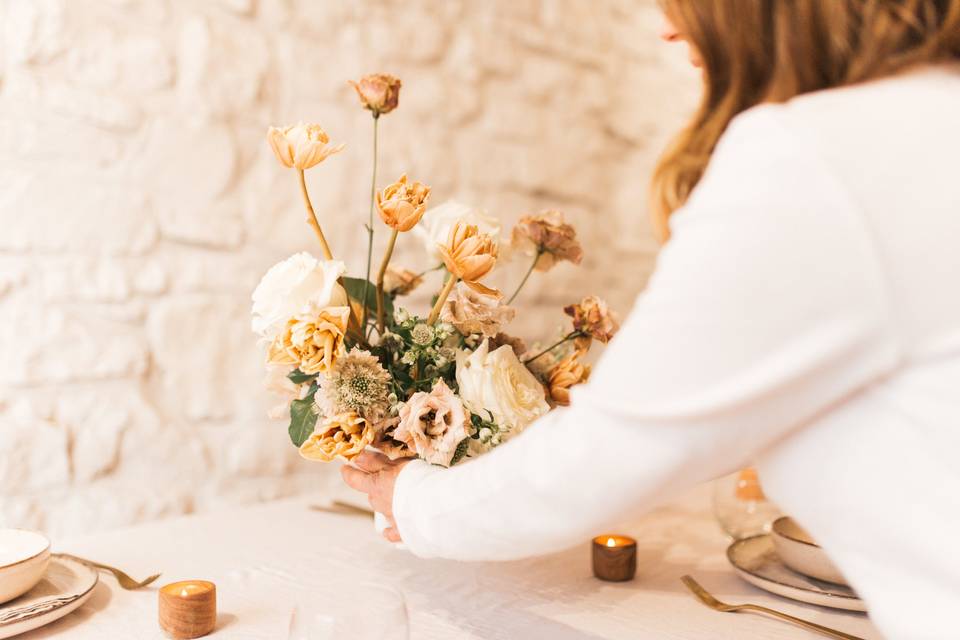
[651,0,960,241]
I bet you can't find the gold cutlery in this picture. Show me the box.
[309,501,375,518]
[57,554,161,590]
[680,575,864,640]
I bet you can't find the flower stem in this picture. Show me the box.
[375,228,399,333]
[507,251,542,305]
[361,114,380,333]
[427,272,459,325]
[298,169,333,260]
[415,263,444,279]
[524,331,580,365]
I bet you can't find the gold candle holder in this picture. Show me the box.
[592,535,637,582]
[159,580,217,639]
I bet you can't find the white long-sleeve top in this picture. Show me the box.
[393,66,960,640]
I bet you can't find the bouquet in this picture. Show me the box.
[251,74,619,468]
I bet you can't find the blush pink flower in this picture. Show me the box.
[394,379,468,467]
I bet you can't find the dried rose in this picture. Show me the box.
[511,210,583,271]
[564,296,619,344]
[438,222,499,295]
[349,73,402,116]
[487,332,528,358]
[299,412,374,462]
[376,174,431,232]
[394,380,469,466]
[371,417,416,461]
[267,123,344,170]
[382,267,423,296]
[266,306,350,375]
[547,350,591,406]
[440,281,515,338]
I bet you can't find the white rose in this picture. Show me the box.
[413,200,501,264]
[455,339,549,432]
[251,252,348,337]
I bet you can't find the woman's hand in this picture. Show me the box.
[341,450,411,543]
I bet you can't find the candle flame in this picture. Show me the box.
[180,589,189,597]
[606,537,616,547]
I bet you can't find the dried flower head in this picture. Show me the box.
[395,379,469,466]
[299,412,374,462]
[487,332,528,358]
[564,296,619,344]
[438,222,499,295]
[511,210,583,272]
[547,349,591,406]
[376,174,431,232]
[441,281,515,338]
[410,323,436,346]
[267,123,344,170]
[316,348,392,424]
[349,73,402,116]
[383,267,423,296]
[266,306,350,375]
[372,417,416,461]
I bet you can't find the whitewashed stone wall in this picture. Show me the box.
[0,0,698,536]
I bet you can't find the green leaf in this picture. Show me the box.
[287,369,317,385]
[449,438,470,466]
[288,390,318,447]
[342,276,394,319]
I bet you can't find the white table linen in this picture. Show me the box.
[20,486,881,639]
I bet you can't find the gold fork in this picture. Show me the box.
[680,575,864,640]
[57,553,161,590]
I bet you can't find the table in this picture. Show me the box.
[22,485,883,639]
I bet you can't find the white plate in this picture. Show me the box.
[727,535,866,612]
[0,530,51,604]
[0,555,99,638]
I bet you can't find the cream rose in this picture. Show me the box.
[251,252,348,338]
[413,200,500,264]
[455,339,549,432]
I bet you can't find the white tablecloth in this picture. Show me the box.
[22,485,882,639]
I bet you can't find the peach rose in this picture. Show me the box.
[376,174,431,232]
[266,306,350,375]
[440,281,515,338]
[394,380,469,466]
[299,412,374,462]
[267,123,344,170]
[349,73,402,116]
[438,222,499,295]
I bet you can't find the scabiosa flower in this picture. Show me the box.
[316,348,392,424]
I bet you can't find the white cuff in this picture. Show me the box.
[392,459,443,558]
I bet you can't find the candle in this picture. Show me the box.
[159,580,217,639]
[592,535,637,582]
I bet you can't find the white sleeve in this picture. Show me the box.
[392,106,899,561]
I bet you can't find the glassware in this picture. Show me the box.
[712,467,781,540]
[288,582,408,640]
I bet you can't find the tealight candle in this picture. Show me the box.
[159,580,217,639]
[592,535,637,582]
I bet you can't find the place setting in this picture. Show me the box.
[8,0,956,636]
[0,529,159,638]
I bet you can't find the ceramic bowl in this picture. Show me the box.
[771,517,848,586]
[0,529,51,604]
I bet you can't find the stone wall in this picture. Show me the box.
[0,0,698,536]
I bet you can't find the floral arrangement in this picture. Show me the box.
[251,74,619,468]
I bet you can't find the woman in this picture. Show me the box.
[343,2,960,638]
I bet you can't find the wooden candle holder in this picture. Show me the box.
[159,580,217,639]
[592,535,637,582]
